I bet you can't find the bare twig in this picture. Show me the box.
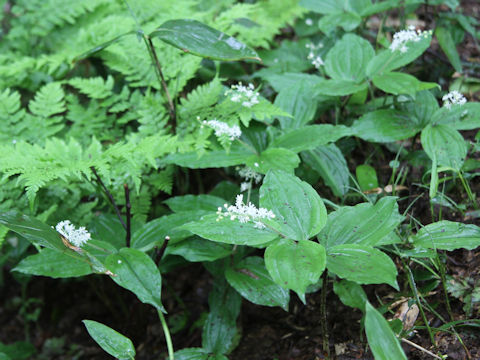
[401,338,445,360]
[155,236,170,266]
[90,166,126,230]
[123,184,131,247]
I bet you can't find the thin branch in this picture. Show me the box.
[146,36,176,129]
[123,184,131,247]
[401,338,445,360]
[155,236,170,266]
[90,166,126,230]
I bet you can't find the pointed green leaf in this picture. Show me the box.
[333,280,368,310]
[166,236,232,262]
[265,239,326,302]
[163,145,253,168]
[150,19,260,61]
[302,144,350,197]
[314,79,368,96]
[421,124,467,171]
[411,221,480,251]
[226,256,290,309]
[365,302,407,360]
[181,214,278,246]
[105,248,164,312]
[318,197,403,248]
[274,81,318,129]
[13,249,91,278]
[356,164,379,191]
[202,277,241,355]
[352,110,422,142]
[260,170,327,240]
[373,72,438,96]
[436,26,462,73]
[367,32,432,77]
[325,34,374,82]
[174,348,228,360]
[165,194,225,213]
[246,148,300,174]
[327,245,398,289]
[83,320,135,360]
[271,124,353,153]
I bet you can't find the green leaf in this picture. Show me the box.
[181,214,278,247]
[421,124,467,171]
[166,236,232,262]
[314,79,368,96]
[365,302,407,360]
[356,164,379,191]
[318,197,403,248]
[271,124,353,153]
[202,277,241,355]
[174,348,228,360]
[73,31,136,61]
[333,280,368,310]
[432,103,480,130]
[301,144,350,197]
[260,170,327,240]
[319,12,362,33]
[300,0,343,14]
[397,90,439,128]
[352,110,422,142]
[13,249,91,278]
[165,195,225,213]
[373,72,438,96]
[105,248,164,312]
[150,19,260,61]
[0,211,66,252]
[411,221,480,251]
[163,146,253,168]
[0,341,36,360]
[132,211,205,251]
[246,148,300,174]
[436,26,462,73]
[83,320,135,360]
[327,245,398,289]
[367,32,432,77]
[274,82,317,129]
[325,34,374,82]
[265,239,326,303]
[89,214,126,250]
[226,256,290,309]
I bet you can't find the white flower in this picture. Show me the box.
[311,56,324,69]
[225,82,259,108]
[305,18,313,26]
[203,119,241,140]
[306,42,324,68]
[55,220,91,247]
[390,25,432,53]
[240,182,251,192]
[238,166,263,184]
[442,90,467,109]
[216,194,275,229]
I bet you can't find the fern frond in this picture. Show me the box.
[29,82,66,118]
[68,76,114,99]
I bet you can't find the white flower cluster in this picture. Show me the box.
[237,166,263,192]
[203,119,242,140]
[306,42,324,69]
[442,90,467,109]
[305,18,313,26]
[216,194,275,230]
[55,220,91,247]
[225,82,259,108]
[390,25,432,53]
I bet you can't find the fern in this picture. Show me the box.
[68,76,114,99]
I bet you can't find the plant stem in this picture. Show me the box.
[458,171,478,209]
[90,166,127,230]
[401,338,444,360]
[144,36,176,129]
[124,184,131,247]
[320,271,330,358]
[158,310,174,360]
[405,263,437,347]
[155,236,170,266]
